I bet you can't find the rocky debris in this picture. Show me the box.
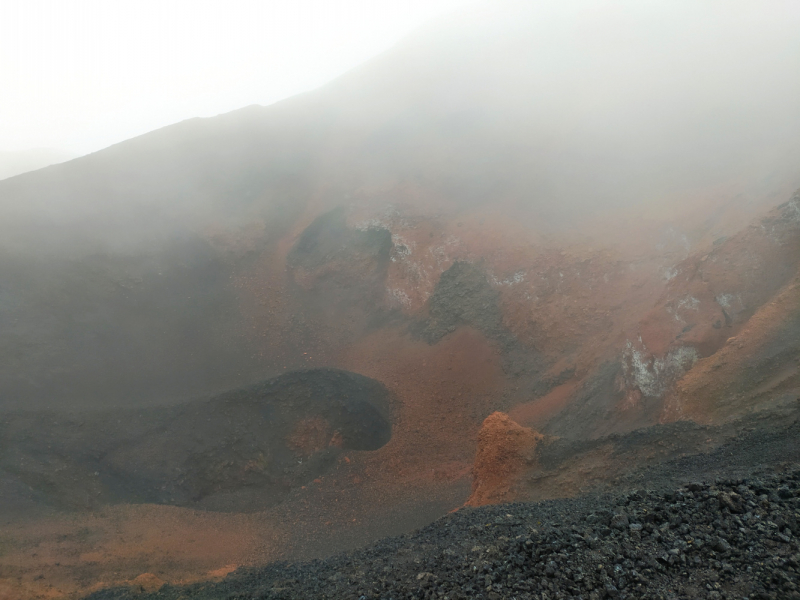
[418,261,508,345]
[128,574,166,593]
[518,399,800,507]
[466,412,546,507]
[413,260,545,388]
[287,207,392,297]
[86,467,800,600]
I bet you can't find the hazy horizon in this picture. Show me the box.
[1,0,474,156]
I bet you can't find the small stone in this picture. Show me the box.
[611,514,630,530]
[720,492,744,514]
[714,537,732,553]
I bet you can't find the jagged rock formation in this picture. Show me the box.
[466,412,546,507]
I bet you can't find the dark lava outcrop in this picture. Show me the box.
[0,368,391,512]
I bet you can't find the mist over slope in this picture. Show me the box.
[0,149,78,181]
[0,0,797,410]
[1,2,799,597]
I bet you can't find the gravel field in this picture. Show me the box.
[87,464,800,600]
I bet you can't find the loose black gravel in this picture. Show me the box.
[87,467,800,600]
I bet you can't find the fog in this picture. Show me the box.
[320,0,800,212]
[0,0,797,404]
[0,0,797,405]
[1,2,800,595]
[0,0,472,155]
[0,147,77,179]
[0,0,800,245]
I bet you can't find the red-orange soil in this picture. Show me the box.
[0,328,503,599]
[335,326,506,483]
[663,269,800,424]
[3,191,798,599]
[0,505,280,600]
[465,412,546,507]
[509,381,580,430]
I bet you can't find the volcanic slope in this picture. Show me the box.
[85,421,800,600]
[0,2,798,414]
[0,2,799,598]
[0,369,392,513]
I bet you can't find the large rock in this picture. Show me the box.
[466,412,545,506]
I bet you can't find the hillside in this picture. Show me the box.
[89,460,800,600]
[0,149,77,181]
[0,1,799,598]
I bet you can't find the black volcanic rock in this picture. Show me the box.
[85,466,800,600]
[0,368,392,512]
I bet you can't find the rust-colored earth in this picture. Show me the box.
[465,412,545,507]
[3,191,798,599]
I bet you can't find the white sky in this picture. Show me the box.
[0,0,474,155]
